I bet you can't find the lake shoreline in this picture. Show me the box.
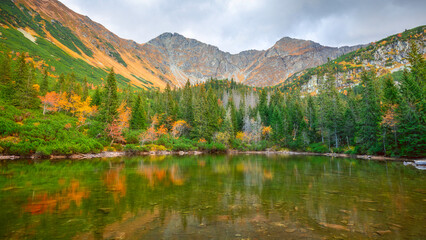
[0,149,421,162]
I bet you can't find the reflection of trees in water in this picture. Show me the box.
[24,179,89,215]
[137,162,185,187]
[103,163,126,202]
[2,155,424,239]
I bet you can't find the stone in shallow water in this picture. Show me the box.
[98,208,111,214]
[376,230,392,235]
[319,222,350,231]
[285,228,296,233]
[271,222,287,227]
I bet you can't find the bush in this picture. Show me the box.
[124,144,149,153]
[308,143,329,153]
[145,144,167,151]
[197,141,226,152]
[231,138,250,151]
[344,146,357,155]
[124,130,143,144]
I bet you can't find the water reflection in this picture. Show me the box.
[0,155,424,239]
[24,179,89,214]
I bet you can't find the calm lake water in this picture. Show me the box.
[0,154,425,239]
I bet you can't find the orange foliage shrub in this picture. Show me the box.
[171,120,190,138]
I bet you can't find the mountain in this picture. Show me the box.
[142,33,361,87]
[278,25,426,94]
[2,0,423,90]
[0,0,365,89]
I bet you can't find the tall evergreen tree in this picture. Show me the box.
[395,42,426,156]
[91,87,102,106]
[192,86,207,139]
[306,95,318,143]
[358,71,381,153]
[178,80,194,125]
[13,53,38,108]
[0,51,11,85]
[40,67,49,94]
[100,68,118,123]
[55,73,65,92]
[82,77,89,100]
[130,95,147,130]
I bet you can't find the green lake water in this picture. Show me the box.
[0,154,425,239]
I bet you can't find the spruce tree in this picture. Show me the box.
[55,73,65,92]
[358,71,381,153]
[100,68,118,123]
[130,95,147,130]
[178,80,193,125]
[192,86,207,139]
[40,67,49,94]
[82,77,89,100]
[13,53,38,108]
[91,87,102,106]
[0,51,11,85]
[0,51,12,100]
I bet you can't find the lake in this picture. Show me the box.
[0,154,425,239]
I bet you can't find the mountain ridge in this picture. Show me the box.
[0,0,418,89]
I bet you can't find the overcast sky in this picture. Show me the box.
[60,0,425,54]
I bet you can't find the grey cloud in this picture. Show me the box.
[60,0,426,53]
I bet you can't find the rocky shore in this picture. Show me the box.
[0,150,421,163]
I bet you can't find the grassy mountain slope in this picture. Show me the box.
[0,0,163,90]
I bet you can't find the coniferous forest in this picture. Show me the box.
[0,43,425,158]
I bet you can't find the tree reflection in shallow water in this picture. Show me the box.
[0,154,424,239]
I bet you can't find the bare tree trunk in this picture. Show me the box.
[383,128,386,154]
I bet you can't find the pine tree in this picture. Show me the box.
[130,95,147,130]
[164,83,177,125]
[236,97,246,132]
[40,67,49,94]
[82,77,89,100]
[205,88,220,140]
[270,105,283,141]
[192,86,207,140]
[258,89,269,125]
[0,51,11,85]
[358,71,381,153]
[228,98,238,136]
[13,53,38,108]
[55,73,65,92]
[306,95,318,143]
[91,87,101,106]
[0,51,12,100]
[100,68,118,123]
[222,106,234,136]
[178,80,193,125]
[395,42,426,156]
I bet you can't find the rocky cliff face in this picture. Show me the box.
[298,32,426,94]
[143,33,361,87]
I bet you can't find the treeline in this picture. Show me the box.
[0,43,424,157]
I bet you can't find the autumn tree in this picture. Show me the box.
[171,120,190,138]
[39,91,60,115]
[106,101,131,145]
